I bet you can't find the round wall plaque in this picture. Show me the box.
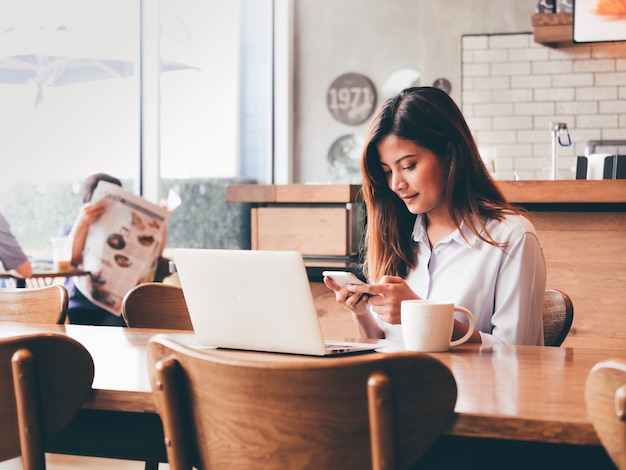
[382,68,421,99]
[327,134,365,183]
[326,73,377,126]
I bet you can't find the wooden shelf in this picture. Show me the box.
[531,13,573,47]
[496,180,626,204]
[228,181,626,205]
[226,184,363,203]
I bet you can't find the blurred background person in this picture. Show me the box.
[0,211,32,281]
[64,173,167,326]
[64,173,126,325]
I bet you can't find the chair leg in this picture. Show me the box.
[367,371,394,470]
[12,349,46,470]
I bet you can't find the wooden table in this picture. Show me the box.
[0,323,620,465]
[0,268,89,288]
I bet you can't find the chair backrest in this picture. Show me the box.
[122,282,192,330]
[585,359,626,470]
[542,289,574,346]
[0,285,69,324]
[147,335,457,470]
[0,333,94,469]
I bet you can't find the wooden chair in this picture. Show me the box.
[0,333,95,469]
[585,359,626,469]
[121,282,192,330]
[123,284,188,470]
[0,285,68,324]
[147,335,457,470]
[542,289,574,347]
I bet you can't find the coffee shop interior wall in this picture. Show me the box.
[292,0,626,183]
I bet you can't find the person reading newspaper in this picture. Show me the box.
[64,173,169,326]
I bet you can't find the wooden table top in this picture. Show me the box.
[0,268,90,288]
[0,268,89,279]
[1,322,621,446]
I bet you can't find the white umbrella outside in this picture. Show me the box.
[0,22,197,107]
[0,23,137,107]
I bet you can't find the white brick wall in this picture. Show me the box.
[462,33,626,180]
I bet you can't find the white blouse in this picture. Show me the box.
[379,213,547,346]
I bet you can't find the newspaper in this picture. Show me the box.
[73,181,171,315]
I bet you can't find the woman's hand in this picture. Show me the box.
[345,275,420,324]
[323,276,371,317]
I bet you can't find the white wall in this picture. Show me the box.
[293,0,420,184]
[291,0,538,183]
[463,34,626,180]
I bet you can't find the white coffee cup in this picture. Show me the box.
[401,300,475,352]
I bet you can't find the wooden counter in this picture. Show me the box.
[498,181,626,348]
[227,183,363,203]
[227,181,626,205]
[497,180,626,204]
[227,184,364,262]
[227,181,626,347]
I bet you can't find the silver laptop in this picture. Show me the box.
[173,248,378,356]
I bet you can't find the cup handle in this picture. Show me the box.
[449,306,475,347]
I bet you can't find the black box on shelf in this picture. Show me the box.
[576,155,626,179]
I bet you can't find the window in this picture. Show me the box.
[0,0,274,263]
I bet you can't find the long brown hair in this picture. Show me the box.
[360,86,523,282]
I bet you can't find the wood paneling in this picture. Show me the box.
[226,184,276,203]
[527,211,626,346]
[528,211,626,232]
[227,184,362,203]
[253,207,351,256]
[230,181,626,204]
[274,184,362,202]
[497,180,626,203]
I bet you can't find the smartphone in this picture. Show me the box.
[322,271,365,287]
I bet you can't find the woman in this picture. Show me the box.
[324,87,546,345]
